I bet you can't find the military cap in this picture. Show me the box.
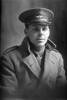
[19,8,54,25]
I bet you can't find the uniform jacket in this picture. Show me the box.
[0,37,66,100]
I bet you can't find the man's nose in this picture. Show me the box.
[39,28,44,35]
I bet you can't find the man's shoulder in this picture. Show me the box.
[1,46,19,57]
[50,48,62,57]
[48,48,63,63]
[47,39,63,59]
[1,37,29,59]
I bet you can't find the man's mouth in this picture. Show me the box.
[37,38,45,41]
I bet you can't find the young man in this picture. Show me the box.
[0,8,67,100]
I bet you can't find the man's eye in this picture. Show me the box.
[32,25,47,31]
[33,27,39,31]
[42,26,47,30]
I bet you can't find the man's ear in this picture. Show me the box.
[24,28,27,35]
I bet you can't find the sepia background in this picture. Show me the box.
[1,0,67,77]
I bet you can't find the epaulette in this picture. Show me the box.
[48,39,56,48]
[2,46,18,55]
[46,39,57,50]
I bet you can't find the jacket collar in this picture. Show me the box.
[20,37,56,78]
[23,53,41,78]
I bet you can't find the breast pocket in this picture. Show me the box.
[43,57,59,88]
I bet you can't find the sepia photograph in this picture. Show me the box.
[0,0,67,100]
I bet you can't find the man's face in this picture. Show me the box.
[25,24,50,48]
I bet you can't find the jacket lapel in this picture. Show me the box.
[42,49,58,81]
[20,37,57,79]
[22,53,41,78]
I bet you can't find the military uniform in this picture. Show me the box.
[0,8,67,100]
[0,37,66,100]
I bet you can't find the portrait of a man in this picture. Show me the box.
[0,0,67,100]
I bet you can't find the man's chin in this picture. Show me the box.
[36,43,46,48]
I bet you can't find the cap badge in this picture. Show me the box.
[36,15,48,22]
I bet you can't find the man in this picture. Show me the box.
[0,8,67,100]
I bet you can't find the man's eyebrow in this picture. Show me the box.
[31,24,47,27]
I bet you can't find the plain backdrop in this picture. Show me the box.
[1,0,67,77]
